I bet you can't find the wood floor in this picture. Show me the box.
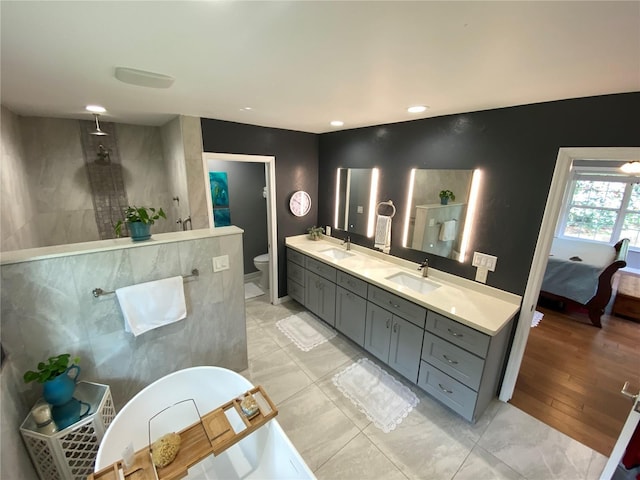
[510,305,640,456]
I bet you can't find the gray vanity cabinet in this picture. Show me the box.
[335,271,368,346]
[286,250,306,305]
[305,270,336,326]
[364,302,393,362]
[417,310,512,422]
[364,303,424,382]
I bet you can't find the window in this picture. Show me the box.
[559,172,640,248]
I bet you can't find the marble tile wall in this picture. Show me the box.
[160,116,190,227]
[1,112,191,251]
[117,123,176,234]
[0,232,247,477]
[0,106,39,251]
[182,116,209,229]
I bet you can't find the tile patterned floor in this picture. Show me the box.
[240,294,608,480]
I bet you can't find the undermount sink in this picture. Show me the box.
[386,272,441,294]
[320,248,355,261]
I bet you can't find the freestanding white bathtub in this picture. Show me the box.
[95,366,315,479]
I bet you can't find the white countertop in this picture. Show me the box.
[1,227,244,265]
[286,235,521,336]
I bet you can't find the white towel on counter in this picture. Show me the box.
[374,215,392,252]
[439,220,457,242]
[116,276,187,337]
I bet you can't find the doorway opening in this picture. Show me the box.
[499,147,640,470]
[202,152,278,305]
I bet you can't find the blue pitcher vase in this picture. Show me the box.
[42,365,80,406]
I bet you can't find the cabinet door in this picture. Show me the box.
[365,303,393,363]
[336,286,367,346]
[305,270,321,316]
[317,277,337,326]
[389,316,424,382]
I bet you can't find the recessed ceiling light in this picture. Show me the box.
[330,120,344,127]
[407,105,428,113]
[240,107,253,111]
[85,105,106,113]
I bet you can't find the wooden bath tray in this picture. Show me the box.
[88,385,278,480]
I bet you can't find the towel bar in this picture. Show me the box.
[92,269,199,298]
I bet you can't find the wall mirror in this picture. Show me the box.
[402,169,480,262]
[334,168,379,237]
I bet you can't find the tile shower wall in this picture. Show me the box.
[80,120,129,239]
[161,116,191,227]
[0,231,247,478]
[0,106,39,251]
[0,111,187,251]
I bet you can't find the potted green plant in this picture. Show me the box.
[23,354,81,406]
[439,190,456,205]
[307,226,324,240]
[114,205,167,241]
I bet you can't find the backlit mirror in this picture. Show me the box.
[402,169,481,262]
[334,168,379,237]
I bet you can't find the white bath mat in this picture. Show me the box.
[244,282,265,300]
[332,358,419,433]
[532,310,544,328]
[276,311,337,351]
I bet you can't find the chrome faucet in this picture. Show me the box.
[182,216,192,231]
[418,258,429,277]
[342,236,351,251]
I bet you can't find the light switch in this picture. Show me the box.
[212,255,229,272]
[472,252,498,272]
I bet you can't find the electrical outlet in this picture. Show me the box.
[212,255,229,272]
[472,252,498,272]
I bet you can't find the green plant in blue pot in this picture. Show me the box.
[114,205,167,241]
[439,190,456,205]
[23,354,81,406]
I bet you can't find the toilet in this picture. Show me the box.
[253,253,270,291]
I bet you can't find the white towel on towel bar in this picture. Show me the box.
[116,276,187,337]
[439,220,457,242]
[374,215,392,252]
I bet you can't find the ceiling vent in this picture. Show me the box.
[114,67,174,89]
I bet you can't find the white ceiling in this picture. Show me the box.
[1,1,638,134]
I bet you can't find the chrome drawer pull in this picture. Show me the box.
[393,322,398,333]
[442,354,458,365]
[388,300,400,308]
[386,319,391,328]
[438,383,453,394]
[447,328,463,338]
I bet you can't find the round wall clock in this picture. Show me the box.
[289,190,311,217]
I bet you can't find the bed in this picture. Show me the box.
[539,237,630,327]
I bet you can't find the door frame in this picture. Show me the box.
[500,147,640,402]
[202,152,278,304]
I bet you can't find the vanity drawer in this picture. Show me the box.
[422,332,484,391]
[305,257,337,282]
[426,311,490,358]
[287,248,306,267]
[368,285,426,329]
[287,260,305,286]
[288,278,305,305]
[417,361,477,422]
[337,271,368,298]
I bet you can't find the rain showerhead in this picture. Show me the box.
[90,113,109,136]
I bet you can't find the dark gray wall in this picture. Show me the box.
[207,159,268,275]
[200,118,319,296]
[318,93,640,296]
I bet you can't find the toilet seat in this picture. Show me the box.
[254,253,269,263]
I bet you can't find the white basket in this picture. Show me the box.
[20,382,116,480]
